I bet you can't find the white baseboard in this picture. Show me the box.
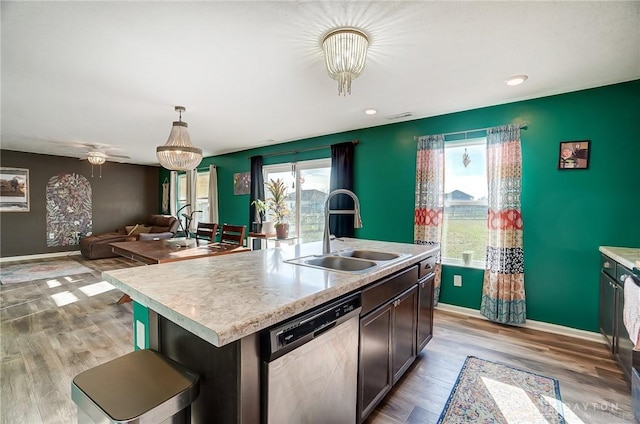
[0,251,81,263]
[436,302,605,344]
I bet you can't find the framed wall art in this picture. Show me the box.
[233,172,251,195]
[0,167,30,212]
[558,140,590,170]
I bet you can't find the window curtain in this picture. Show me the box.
[169,171,177,217]
[209,165,219,224]
[329,142,355,238]
[414,135,445,304]
[249,156,265,227]
[480,124,526,325]
[186,169,198,232]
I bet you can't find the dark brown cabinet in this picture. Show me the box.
[600,254,634,382]
[358,257,436,423]
[392,285,418,384]
[359,302,393,421]
[417,274,435,353]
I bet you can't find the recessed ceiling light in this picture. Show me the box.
[364,109,377,115]
[506,75,528,86]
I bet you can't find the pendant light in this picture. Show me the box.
[322,27,369,96]
[156,106,202,171]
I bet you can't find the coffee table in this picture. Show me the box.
[109,240,250,303]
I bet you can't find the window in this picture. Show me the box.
[263,159,331,242]
[176,170,210,228]
[441,138,487,266]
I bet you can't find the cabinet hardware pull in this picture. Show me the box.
[620,274,628,282]
[603,261,611,268]
[420,282,425,288]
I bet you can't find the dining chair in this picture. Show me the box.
[220,224,246,246]
[195,222,218,245]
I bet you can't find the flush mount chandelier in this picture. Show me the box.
[322,27,369,96]
[156,106,203,171]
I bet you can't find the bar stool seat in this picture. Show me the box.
[71,349,199,424]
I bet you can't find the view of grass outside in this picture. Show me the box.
[441,216,486,263]
[442,138,487,264]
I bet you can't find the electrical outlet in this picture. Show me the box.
[454,275,462,287]
[48,232,55,239]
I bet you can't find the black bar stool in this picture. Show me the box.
[71,349,199,424]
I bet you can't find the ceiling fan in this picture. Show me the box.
[53,142,131,177]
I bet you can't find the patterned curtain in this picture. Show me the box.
[480,124,526,324]
[414,135,445,304]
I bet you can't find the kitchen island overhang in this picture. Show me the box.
[102,238,437,348]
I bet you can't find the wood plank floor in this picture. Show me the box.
[0,255,635,423]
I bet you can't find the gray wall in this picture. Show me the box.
[0,150,160,257]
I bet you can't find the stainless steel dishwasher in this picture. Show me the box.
[262,293,361,424]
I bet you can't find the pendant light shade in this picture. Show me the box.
[322,27,369,96]
[156,106,203,171]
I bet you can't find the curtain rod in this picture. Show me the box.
[248,139,359,159]
[413,123,527,141]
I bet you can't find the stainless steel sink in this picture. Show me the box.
[304,256,377,272]
[284,249,410,274]
[338,250,400,261]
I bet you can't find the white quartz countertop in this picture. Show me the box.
[102,238,438,348]
[599,246,640,270]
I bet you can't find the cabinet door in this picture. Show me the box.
[392,285,418,384]
[417,276,435,353]
[600,272,617,353]
[359,303,393,423]
[616,277,634,381]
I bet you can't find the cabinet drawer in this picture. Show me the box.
[418,255,436,279]
[602,255,616,279]
[361,266,418,316]
[617,263,632,285]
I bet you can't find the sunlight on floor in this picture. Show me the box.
[63,275,83,283]
[481,376,553,423]
[46,279,61,288]
[50,291,79,307]
[78,281,115,297]
[543,394,586,424]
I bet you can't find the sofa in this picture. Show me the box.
[80,214,179,259]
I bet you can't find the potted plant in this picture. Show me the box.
[251,199,273,234]
[265,178,291,239]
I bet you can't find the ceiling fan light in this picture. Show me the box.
[156,106,203,171]
[87,151,107,165]
[322,27,369,96]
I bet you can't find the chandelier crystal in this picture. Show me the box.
[322,27,369,96]
[156,106,203,171]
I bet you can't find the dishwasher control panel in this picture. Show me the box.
[263,293,361,361]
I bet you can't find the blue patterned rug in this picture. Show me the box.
[438,356,565,423]
[0,258,93,284]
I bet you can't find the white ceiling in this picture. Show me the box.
[2,1,639,166]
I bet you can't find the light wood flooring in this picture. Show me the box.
[0,255,635,423]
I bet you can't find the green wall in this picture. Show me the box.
[161,80,640,332]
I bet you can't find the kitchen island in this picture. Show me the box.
[102,238,438,423]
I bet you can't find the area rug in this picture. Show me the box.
[438,356,565,423]
[0,258,93,284]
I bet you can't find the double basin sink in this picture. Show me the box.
[285,249,410,274]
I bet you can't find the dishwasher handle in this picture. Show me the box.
[264,294,361,362]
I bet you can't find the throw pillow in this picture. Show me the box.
[131,225,152,235]
[125,225,139,236]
